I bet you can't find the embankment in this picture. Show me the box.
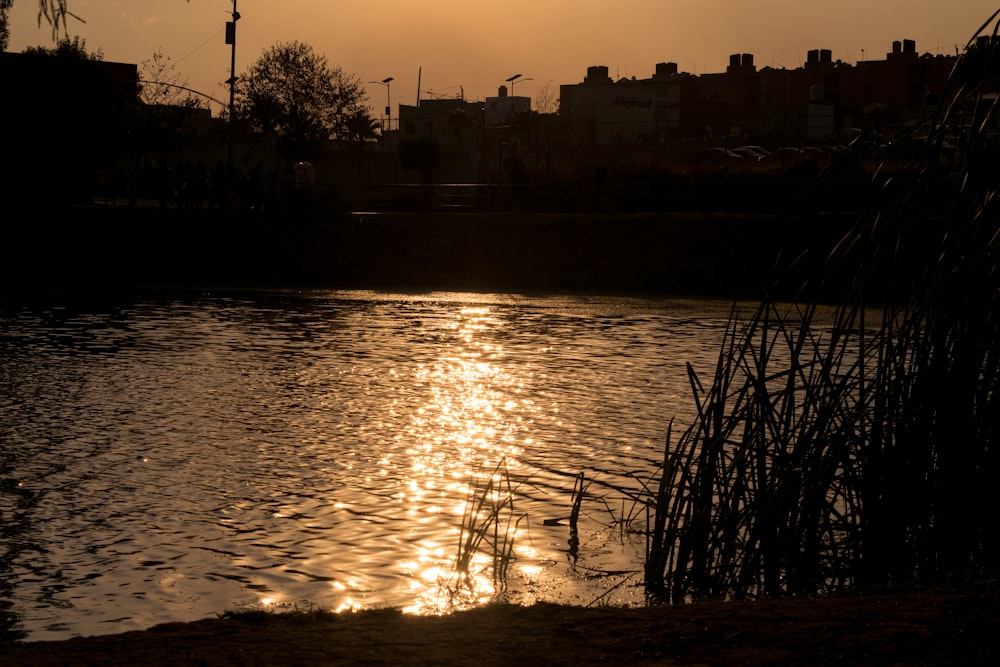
[3,207,857,299]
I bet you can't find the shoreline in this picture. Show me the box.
[1,588,996,665]
[2,208,856,301]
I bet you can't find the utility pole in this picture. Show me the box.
[225,1,241,166]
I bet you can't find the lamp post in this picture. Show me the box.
[505,73,522,96]
[369,77,393,132]
[503,74,532,123]
[225,0,241,166]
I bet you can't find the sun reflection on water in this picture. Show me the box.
[1,291,737,639]
[394,305,536,614]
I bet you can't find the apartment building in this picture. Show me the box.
[556,39,957,147]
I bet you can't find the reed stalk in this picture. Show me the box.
[453,458,526,594]
[645,11,1000,602]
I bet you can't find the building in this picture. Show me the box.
[558,64,688,145]
[398,97,484,148]
[395,97,486,183]
[485,85,531,126]
[555,39,957,149]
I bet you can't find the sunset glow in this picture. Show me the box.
[6,1,991,116]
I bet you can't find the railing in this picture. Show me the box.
[92,169,941,216]
[313,177,902,215]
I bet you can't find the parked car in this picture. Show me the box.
[695,147,744,176]
[731,147,764,160]
[756,146,827,174]
[737,145,770,158]
[702,147,744,160]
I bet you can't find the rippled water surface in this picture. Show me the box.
[0,289,738,641]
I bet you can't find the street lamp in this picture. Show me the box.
[369,77,393,131]
[225,0,241,166]
[506,73,521,95]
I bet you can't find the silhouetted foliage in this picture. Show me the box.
[1,36,136,204]
[130,48,213,165]
[0,0,11,51]
[21,31,94,58]
[343,109,380,144]
[35,0,77,39]
[235,40,372,161]
[954,33,1000,88]
[862,103,898,134]
[1,1,197,50]
[644,10,1000,603]
[445,108,476,144]
[0,1,82,51]
[398,135,440,184]
[533,80,559,114]
[139,48,205,109]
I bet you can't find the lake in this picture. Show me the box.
[0,289,740,641]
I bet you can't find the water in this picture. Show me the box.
[0,289,738,641]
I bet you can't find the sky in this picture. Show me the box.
[7,1,999,115]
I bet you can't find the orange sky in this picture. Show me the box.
[7,1,997,115]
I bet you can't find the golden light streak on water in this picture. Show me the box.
[2,290,746,639]
[395,305,535,614]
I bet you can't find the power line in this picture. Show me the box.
[174,27,225,67]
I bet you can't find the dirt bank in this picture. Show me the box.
[0,588,996,666]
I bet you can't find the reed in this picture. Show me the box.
[645,11,1000,602]
[452,458,526,595]
[566,472,585,562]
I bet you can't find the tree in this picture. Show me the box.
[1,1,189,51]
[343,109,380,144]
[236,40,373,160]
[139,48,205,109]
[534,80,559,114]
[134,48,213,167]
[1,1,79,51]
[398,135,440,184]
[445,107,476,144]
[35,0,77,39]
[0,0,11,50]
[954,34,1000,88]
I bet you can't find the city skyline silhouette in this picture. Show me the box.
[4,1,989,117]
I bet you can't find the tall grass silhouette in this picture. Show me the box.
[645,11,1000,602]
[451,458,526,597]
